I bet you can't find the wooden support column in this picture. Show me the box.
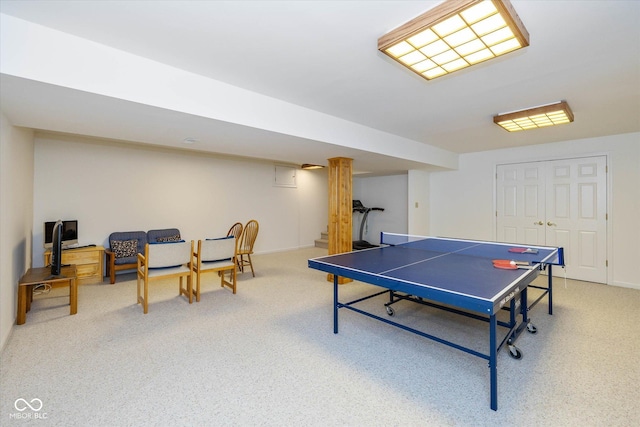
[327,157,353,284]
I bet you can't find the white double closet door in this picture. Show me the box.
[496,156,607,284]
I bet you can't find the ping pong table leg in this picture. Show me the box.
[520,286,529,325]
[334,275,339,334]
[490,313,498,411]
[547,265,553,315]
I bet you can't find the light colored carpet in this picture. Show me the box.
[1,247,639,426]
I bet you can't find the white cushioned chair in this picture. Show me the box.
[192,237,237,301]
[136,240,194,314]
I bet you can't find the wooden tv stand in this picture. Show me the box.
[44,245,104,285]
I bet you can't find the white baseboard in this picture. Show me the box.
[611,280,640,291]
[254,244,322,256]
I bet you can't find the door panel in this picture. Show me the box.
[504,184,517,216]
[524,227,540,243]
[524,185,539,216]
[579,231,597,267]
[552,183,570,218]
[503,226,517,243]
[579,183,596,219]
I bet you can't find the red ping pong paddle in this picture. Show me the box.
[508,247,538,254]
[492,259,530,270]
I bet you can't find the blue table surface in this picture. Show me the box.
[309,238,559,302]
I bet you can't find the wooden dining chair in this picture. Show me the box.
[226,222,243,240]
[237,219,259,277]
[226,222,243,271]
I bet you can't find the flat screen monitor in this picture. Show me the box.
[50,220,63,276]
[44,220,78,249]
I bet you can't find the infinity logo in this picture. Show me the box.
[14,398,43,412]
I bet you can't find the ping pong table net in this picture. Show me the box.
[380,232,434,247]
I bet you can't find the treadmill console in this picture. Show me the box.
[353,200,366,212]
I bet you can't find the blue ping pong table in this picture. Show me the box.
[308,233,564,411]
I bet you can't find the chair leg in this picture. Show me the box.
[179,276,194,304]
[247,254,255,277]
[143,279,149,314]
[231,267,237,293]
[110,259,116,284]
[196,271,201,303]
[220,267,237,294]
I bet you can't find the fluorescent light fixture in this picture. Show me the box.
[378,0,529,81]
[301,164,325,170]
[494,101,574,132]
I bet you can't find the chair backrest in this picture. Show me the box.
[146,241,192,268]
[199,237,236,263]
[147,228,181,243]
[239,220,259,253]
[109,231,147,259]
[226,222,243,240]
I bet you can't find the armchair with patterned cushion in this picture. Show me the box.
[148,228,181,243]
[105,231,147,284]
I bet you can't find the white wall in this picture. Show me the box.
[408,169,430,236]
[0,112,34,350]
[341,171,428,241]
[297,167,329,245]
[430,132,640,289]
[353,174,408,245]
[32,134,328,267]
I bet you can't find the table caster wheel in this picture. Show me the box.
[508,345,522,359]
[527,323,538,334]
[386,306,395,316]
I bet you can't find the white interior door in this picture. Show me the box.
[496,156,607,283]
[545,157,607,283]
[496,162,546,245]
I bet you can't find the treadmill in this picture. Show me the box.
[352,200,385,250]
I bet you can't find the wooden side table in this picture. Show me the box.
[17,265,77,325]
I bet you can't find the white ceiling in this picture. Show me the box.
[1,0,639,174]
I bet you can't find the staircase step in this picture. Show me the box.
[314,238,328,249]
[315,227,329,249]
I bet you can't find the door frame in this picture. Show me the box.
[493,153,611,285]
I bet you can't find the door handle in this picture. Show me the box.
[534,221,543,225]
[547,221,557,226]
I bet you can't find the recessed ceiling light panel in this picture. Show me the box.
[494,101,574,132]
[378,0,529,81]
[301,164,325,170]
